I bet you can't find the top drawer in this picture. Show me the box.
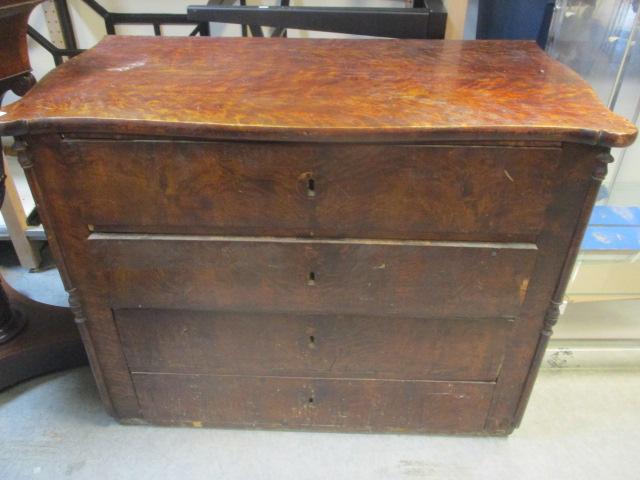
[58,140,560,240]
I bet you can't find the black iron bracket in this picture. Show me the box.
[80,0,210,37]
[28,0,211,65]
[27,26,81,66]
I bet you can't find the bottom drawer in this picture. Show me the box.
[132,373,495,434]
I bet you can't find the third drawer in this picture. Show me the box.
[116,308,514,382]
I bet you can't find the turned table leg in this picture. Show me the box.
[0,282,26,344]
[0,126,86,390]
[0,73,36,345]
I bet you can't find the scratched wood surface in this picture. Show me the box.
[0,37,636,147]
[59,140,561,242]
[89,233,537,319]
[116,309,513,382]
[132,373,495,434]
[8,37,637,434]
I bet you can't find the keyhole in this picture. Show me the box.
[308,335,316,349]
[307,271,316,286]
[308,397,314,404]
[307,177,316,197]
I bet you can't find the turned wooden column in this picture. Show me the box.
[0,71,35,344]
[0,0,86,389]
[0,0,41,345]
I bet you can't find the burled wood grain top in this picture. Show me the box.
[0,36,636,147]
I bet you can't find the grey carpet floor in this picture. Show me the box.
[1,367,638,480]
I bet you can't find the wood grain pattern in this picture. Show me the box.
[8,38,636,434]
[19,137,615,434]
[133,373,495,434]
[0,37,636,147]
[116,309,514,382]
[61,140,561,241]
[90,234,537,319]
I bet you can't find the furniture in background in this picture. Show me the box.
[187,2,446,39]
[0,0,43,269]
[0,0,86,391]
[0,36,634,434]
[540,0,640,362]
[28,0,447,66]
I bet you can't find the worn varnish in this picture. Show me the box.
[56,140,562,241]
[116,309,513,382]
[133,374,495,434]
[0,37,636,147]
[90,234,536,318]
[2,37,636,434]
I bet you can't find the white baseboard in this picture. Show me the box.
[543,340,640,369]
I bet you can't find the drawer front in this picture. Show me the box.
[91,234,537,318]
[116,309,514,382]
[132,373,494,433]
[64,140,560,240]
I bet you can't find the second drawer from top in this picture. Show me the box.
[89,234,537,319]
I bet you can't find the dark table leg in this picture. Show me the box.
[0,70,87,391]
[0,277,87,391]
[0,284,27,345]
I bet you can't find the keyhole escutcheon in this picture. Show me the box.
[298,172,318,199]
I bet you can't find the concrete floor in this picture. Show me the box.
[0,368,638,480]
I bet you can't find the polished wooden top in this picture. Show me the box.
[0,36,636,147]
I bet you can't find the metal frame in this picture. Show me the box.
[187,3,447,39]
[28,1,446,65]
[28,0,214,65]
[80,0,211,37]
[26,25,81,66]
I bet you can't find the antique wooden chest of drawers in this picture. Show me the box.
[0,37,636,435]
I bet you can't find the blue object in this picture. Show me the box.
[476,0,555,47]
[581,206,640,251]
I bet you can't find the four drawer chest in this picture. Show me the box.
[0,37,636,434]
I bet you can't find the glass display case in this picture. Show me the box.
[546,0,640,360]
